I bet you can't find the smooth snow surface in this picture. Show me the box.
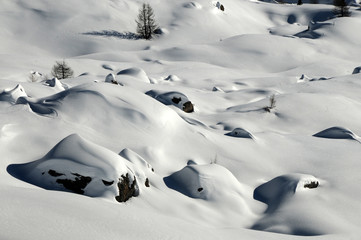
[1,0,361,239]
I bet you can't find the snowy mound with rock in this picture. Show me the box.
[1,0,361,239]
[7,134,149,201]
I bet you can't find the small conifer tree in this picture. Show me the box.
[136,3,158,40]
[51,60,74,79]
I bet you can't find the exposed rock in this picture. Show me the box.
[172,97,182,104]
[115,173,138,203]
[145,178,150,187]
[183,101,194,113]
[48,169,64,177]
[304,181,319,189]
[56,173,92,194]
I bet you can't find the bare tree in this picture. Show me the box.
[136,3,158,40]
[51,60,74,79]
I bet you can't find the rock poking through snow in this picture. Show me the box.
[146,90,194,113]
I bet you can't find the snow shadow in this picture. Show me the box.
[83,30,140,40]
[294,22,333,39]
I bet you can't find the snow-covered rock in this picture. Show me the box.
[313,126,358,140]
[105,73,120,85]
[45,77,66,91]
[225,128,254,139]
[7,134,144,202]
[117,67,150,83]
[146,90,194,113]
[0,84,28,104]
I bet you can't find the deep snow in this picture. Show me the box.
[1,0,361,239]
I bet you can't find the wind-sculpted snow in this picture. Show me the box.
[44,78,67,91]
[15,85,110,117]
[0,84,27,104]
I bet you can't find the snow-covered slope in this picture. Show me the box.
[1,0,361,239]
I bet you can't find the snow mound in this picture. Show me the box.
[119,148,154,186]
[44,78,66,91]
[15,86,107,117]
[117,67,150,83]
[164,163,248,201]
[105,73,121,85]
[313,126,358,140]
[254,173,320,213]
[0,84,28,104]
[251,174,341,236]
[212,86,224,92]
[164,74,181,82]
[7,134,144,202]
[146,90,194,113]
[352,66,361,74]
[225,128,254,139]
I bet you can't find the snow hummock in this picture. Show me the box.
[226,127,254,139]
[117,67,150,83]
[45,77,66,91]
[313,126,359,141]
[7,134,141,199]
